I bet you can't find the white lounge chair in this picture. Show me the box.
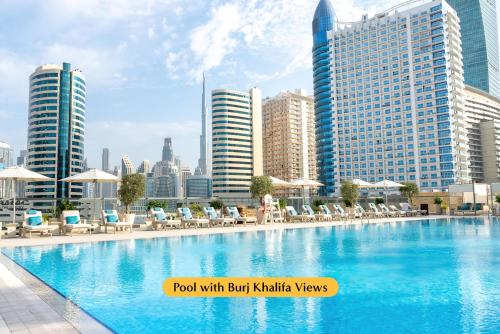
[378,204,397,217]
[388,205,406,217]
[318,205,335,221]
[399,203,420,216]
[21,210,56,238]
[101,210,133,233]
[333,204,349,219]
[62,210,92,235]
[149,207,181,230]
[226,207,258,225]
[203,207,235,227]
[302,205,321,222]
[354,203,370,218]
[368,203,385,217]
[178,207,210,228]
[285,206,314,222]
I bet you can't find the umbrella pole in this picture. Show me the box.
[12,179,16,225]
[94,181,97,221]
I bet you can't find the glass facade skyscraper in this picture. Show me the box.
[312,0,470,196]
[313,0,336,195]
[446,0,500,98]
[26,63,86,207]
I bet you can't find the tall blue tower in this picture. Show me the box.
[312,0,336,196]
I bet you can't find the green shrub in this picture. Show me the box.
[375,198,385,205]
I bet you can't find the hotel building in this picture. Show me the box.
[312,0,470,196]
[26,63,86,206]
[464,85,500,183]
[262,89,317,186]
[211,88,263,198]
[446,0,500,98]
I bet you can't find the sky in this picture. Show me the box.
[0,0,496,171]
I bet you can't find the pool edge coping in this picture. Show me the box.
[0,252,114,334]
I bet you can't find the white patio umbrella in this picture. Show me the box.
[61,169,120,220]
[352,179,375,188]
[269,176,292,188]
[374,179,404,204]
[0,166,51,224]
[290,178,324,204]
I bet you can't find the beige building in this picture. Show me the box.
[121,155,134,177]
[262,90,316,190]
[464,85,500,183]
[211,87,263,198]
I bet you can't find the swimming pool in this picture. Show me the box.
[2,218,499,333]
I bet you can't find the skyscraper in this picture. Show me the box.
[26,62,86,205]
[162,137,173,162]
[446,0,500,98]
[262,90,317,184]
[137,160,151,174]
[211,87,263,197]
[312,0,470,195]
[17,150,27,166]
[197,73,209,175]
[312,0,336,195]
[102,148,109,171]
[121,155,134,177]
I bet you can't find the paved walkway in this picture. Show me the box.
[0,215,446,248]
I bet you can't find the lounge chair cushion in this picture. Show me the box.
[181,208,193,219]
[27,209,38,215]
[28,216,42,226]
[105,210,114,214]
[155,212,166,221]
[65,216,79,224]
[205,207,218,219]
[227,207,240,218]
[287,207,298,216]
[106,214,119,223]
[303,206,314,215]
[154,207,162,212]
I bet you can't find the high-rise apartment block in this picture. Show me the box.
[312,0,469,195]
[162,137,173,162]
[262,90,317,183]
[464,85,500,183]
[102,148,109,171]
[26,62,86,204]
[446,0,500,98]
[137,160,151,174]
[186,175,212,198]
[211,88,263,197]
[121,155,134,177]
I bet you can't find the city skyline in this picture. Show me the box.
[1,0,458,170]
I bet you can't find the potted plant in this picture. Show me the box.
[440,203,449,215]
[341,180,359,216]
[118,173,145,224]
[209,199,224,216]
[434,196,443,214]
[189,203,204,218]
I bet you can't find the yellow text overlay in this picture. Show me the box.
[163,277,338,298]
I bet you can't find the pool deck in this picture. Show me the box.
[0,215,450,333]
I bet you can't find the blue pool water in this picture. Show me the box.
[2,218,500,334]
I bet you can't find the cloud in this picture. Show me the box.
[42,43,129,88]
[163,0,405,83]
[0,48,34,103]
